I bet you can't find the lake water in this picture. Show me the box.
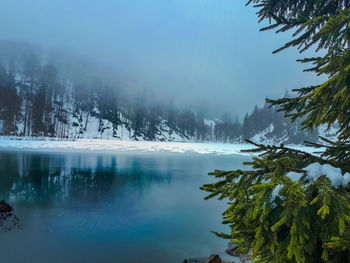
[0,150,248,263]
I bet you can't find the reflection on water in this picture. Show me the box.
[0,153,171,207]
[0,151,247,263]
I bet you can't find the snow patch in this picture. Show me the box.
[286,171,304,182]
[285,163,350,188]
[204,119,216,127]
[250,124,289,145]
[270,162,350,207]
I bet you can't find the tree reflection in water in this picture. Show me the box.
[0,151,172,210]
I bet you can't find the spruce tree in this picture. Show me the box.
[201,1,350,262]
[0,66,22,135]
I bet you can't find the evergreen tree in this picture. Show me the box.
[96,85,121,138]
[21,51,41,136]
[130,94,146,140]
[146,104,162,141]
[178,109,196,138]
[31,80,46,136]
[243,113,252,139]
[0,66,21,135]
[201,1,350,262]
[166,100,176,133]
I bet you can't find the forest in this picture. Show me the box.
[0,42,318,144]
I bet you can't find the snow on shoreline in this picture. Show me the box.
[0,137,252,155]
[0,137,320,156]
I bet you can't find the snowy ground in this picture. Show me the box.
[0,137,321,156]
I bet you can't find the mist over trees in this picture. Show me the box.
[0,41,317,144]
[242,93,318,144]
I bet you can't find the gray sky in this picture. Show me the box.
[0,0,320,118]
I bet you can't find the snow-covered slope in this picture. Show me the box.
[9,116,341,145]
[250,124,287,145]
[250,123,339,145]
[11,106,197,142]
[67,114,188,142]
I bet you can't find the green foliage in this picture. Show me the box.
[254,1,350,141]
[201,1,350,262]
[202,142,350,262]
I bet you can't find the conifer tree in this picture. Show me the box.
[201,1,350,262]
[0,66,22,135]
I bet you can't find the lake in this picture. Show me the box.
[0,149,249,263]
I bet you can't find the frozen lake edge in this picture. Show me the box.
[0,137,320,156]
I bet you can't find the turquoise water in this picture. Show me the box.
[0,150,248,263]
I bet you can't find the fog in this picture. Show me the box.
[0,0,320,118]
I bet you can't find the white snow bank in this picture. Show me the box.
[270,163,350,207]
[0,137,321,157]
[285,163,350,188]
[0,138,256,156]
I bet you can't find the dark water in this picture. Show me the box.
[0,150,248,263]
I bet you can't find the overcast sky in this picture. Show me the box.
[0,0,321,118]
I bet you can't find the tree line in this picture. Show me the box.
[0,43,317,143]
[0,51,229,141]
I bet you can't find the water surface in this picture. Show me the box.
[0,150,248,263]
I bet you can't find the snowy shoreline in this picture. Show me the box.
[0,136,320,156]
[0,137,253,156]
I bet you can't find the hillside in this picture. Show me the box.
[0,41,336,145]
